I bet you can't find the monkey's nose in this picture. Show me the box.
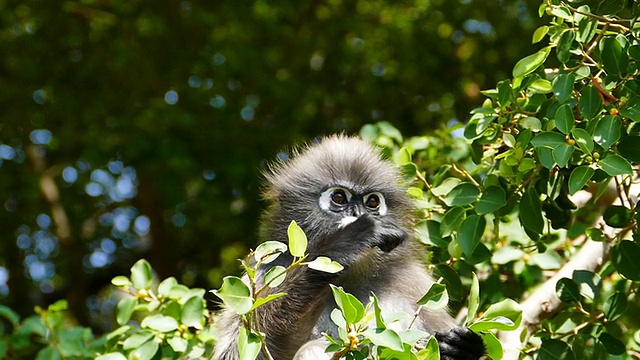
[348,203,364,217]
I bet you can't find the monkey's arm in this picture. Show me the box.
[435,327,485,360]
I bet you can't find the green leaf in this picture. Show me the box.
[597,154,633,176]
[479,332,503,360]
[603,205,633,228]
[415,220,448,248]
[141,314,179,332]
[492,246,526,265]
[603,291,628,322]
[445,182,480,206]
[555,104,574,134]
[111,276,132,288]
[457,215,486,257]
[36,347,62,360]
[538,339,575,360]
[568,166,594,195]
[599,332,626,355]
[394,147,412,165]
[181,296,204,328]
[417,283,449,310]
[130,259,153,290]
[122,330,154,350]
[95,354,127,360]
[577,17,597,44]
[254,241,287,264]
[600,36,628,76]
[556,278,581,303]
[529,79,553,94]
[469,298,522,332]
[250,292,287,311]
[362,328,404,351]
[116,297,137,326]
[519,188,544,234]
[531,131,566,148]
[416,336,440,360]
[264,265,287,287]
[440,206,466,237]
[306,257,344,273]
[532,25,549,43]
[572,270,601,301]
[330,285,364,324]
[476,186,507,214]
[552,143,574,168]
[593,115,622,150]
[570,128,594,153]
[287,220,307,258]
[620,96,640,121]
[513,47,551,78]
[157,277,177,297]
[579,85,603,119]
[238,328,261,360]
[617,136,640,163]
[553,73,576,103]
[466,273,480,325]
[129,339,159,360]
[520,116,542,131]
[212,276,253,315]
[433,265,463,302]
[556,30,575,64]
[0,305,20,326]
[611,240,640,281]
[167,336,188,353]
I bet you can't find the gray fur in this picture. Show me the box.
[213,135,455,360]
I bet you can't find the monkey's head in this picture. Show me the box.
[262,135,413,255]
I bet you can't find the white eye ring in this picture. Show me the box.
[319,187,352,210]
[363,192,387,215]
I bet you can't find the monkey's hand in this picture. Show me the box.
[435,327,485,360]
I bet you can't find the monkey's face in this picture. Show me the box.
[318,186,387,228]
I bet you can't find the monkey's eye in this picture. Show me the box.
[364,194,380,209]
[331,189,349,205]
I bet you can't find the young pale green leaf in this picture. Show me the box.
[551,5,572,20]
[531,131,566,148]
[167,336,188,353]
[306,257,344,274]
[476,186,507,214]
[141,314,179,333]
[593,115,622,150]
[555,104,574,134]
[181,296,204,329]
[568,166,595,195]
[362,328,404,352]
[519,188,544,234]
[572,270,601,301]
[157,277,178,297]
[122,330,154,350]
[529,79,553,94]
[330,285,364,324]
[457,215,486,257]
[553,73,576,103]
[532,25,549,43]
[552,143,574,168]
[597,155,632,176]
[254,241,287,264]
[238,328,261,360]
[116,297,137,326]
[371,292,386,329]
[264,265,287,288]
[556,278,581,303]
[394,147,412,165]
[538,339,575,360]
[96,354,127,360]
[250,292,287,311]
[111,276,132,288]
[212,276,253,315]
[579,85,603,119]
[520,117,542,131]
[492,246,526,265]
[611,240,640,281]
[600,36,628,76]
[603,291,628,322]
[617,136,640,163]
[417,283,449,310]
[469,299,522,332]
[287,220,308,258]
[512,47,551,78]
[445,182,480,206]
[130,259,153,290]
[440,206,466,237]
[416,336,440,360]
[128,339,159,360]
[599,332,626,356]
[479,332,503,360]
[570,128,594,154]
[556,29,576,64]
[466,273,480,325]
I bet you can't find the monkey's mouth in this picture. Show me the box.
[338,216,358,228]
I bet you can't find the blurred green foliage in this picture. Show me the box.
[0,0,544,329]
